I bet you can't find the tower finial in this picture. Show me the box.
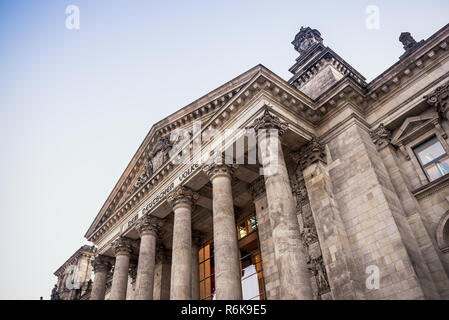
[291,26,323,55]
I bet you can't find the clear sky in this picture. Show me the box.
[0,0,448,300]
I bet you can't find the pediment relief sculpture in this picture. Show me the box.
[127,135,173,197]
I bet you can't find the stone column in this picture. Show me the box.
[168,186,198,300]
[110,237,133,300]
[90,255,112,300]
[134,215,163,300]
[191,230,203,300]
[250,108,313,300]
[204,163,243,300]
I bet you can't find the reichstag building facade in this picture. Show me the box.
[52,24,449,300]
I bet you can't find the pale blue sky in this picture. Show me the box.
[0,0,448,299]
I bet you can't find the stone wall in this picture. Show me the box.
[323,121,439,299]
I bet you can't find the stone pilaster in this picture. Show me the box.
[203,163,243,300]
[167,186,198,300]
[191,230,203,300]
[250,108,313,300]
[372,132,449,298]
[90,255,112,300]
[110,237,133,300]
[134,215,163,300]
[294,138,362,299]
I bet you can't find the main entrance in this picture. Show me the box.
[198,214,266,300]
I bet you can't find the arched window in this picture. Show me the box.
[436,211,449,253]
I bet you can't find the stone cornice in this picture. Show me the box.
[413,174,449,200]
[365,26,449,109]
[54,245,96,277]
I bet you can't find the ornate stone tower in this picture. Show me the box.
[288,26,366,99]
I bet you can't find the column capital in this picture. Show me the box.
[136,214,163,237]
[92,255,113,273]
[425,80,449,120]
[167,186,199,210]
[112,237,134,257]
[249,176,266,200]
[293,137,326,170]
[203,163,237,181]
[248,107,288,136]
[370,123,392,151]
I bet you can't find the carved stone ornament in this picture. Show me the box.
[112,237,134,256]
[128,135,173,197]
[301,227,318,247]
[203,162,237,181]
[425,81,449,120]
[248,107,288,136]
[50,284,60,300]
[136,215,163,237]
[92,255,113,273]
[399,32,424,60]
[292,177,308,208]
[370,123,392,151]
[293,137,326,170]
[292,26,323,55]
[167,186,199,210]
[307,256,330,294]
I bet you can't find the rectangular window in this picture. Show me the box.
[413,137,449,181]
[237,215,258,240]
[198,243,215,300]
[197,215,266,300]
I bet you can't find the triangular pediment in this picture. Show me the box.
[391,112,438,145]
[85,65,264,238]
[85,64,321,242]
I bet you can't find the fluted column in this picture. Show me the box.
[110,237,133,300]
[134,215,162,300]
[168,186,198,300]
[191,230,203,300]
[90,255,112,300]
[204,164,242,300]
[250,108,313,300]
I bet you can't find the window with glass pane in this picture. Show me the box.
[237,215,258,240]
[198,243,215,300]
[413,137,449,181]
